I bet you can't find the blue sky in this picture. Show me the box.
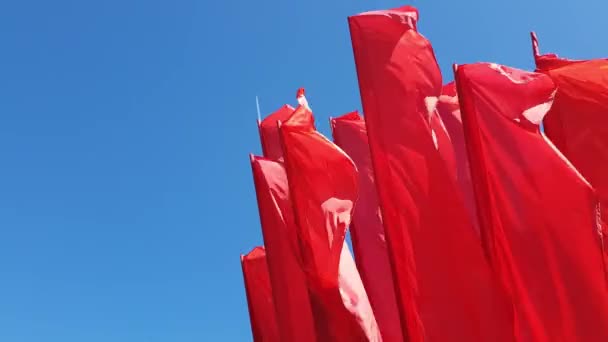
[0,0,605,341]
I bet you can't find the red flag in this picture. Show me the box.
[331,112,402,342]
[530,34,608,229]
[250,156,317,342]
[258,105,295,160]
[280,100,381,341]
[349,6,513,341]
[241,247,280,342]
[455,62,608,341]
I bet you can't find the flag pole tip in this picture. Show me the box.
[255,96,262,122]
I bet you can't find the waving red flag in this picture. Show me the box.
[241,247,280,342]
[530,34,608,229]
[349,6,512,341]
[250,156,317,342]
[455,62,608,341]
[331,112,402,342]
[280,96,381,341]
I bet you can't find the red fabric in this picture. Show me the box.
[436,82,480,235]
[530,33,608,235]
[258,105,295,160]
[280,105,381,341]
[455,62,608,341]
[250,156,317,342]
[331,112,403,342]
[241,247,280,342]
[349,6,512,341]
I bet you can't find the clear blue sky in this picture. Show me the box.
[0,0,605,341]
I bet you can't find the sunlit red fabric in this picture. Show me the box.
[241,247,280,342]
[258,105,295,160]
[455,62,608,341]
[280,104,381,341]
[349,6,512,341]
[250,156,317,342]
[331,112,402,342]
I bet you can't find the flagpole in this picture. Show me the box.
[256,96,268,157]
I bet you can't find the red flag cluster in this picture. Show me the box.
[240,4,608,341]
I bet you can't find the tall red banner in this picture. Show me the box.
[331,112,402,342]
[240,247,280,342]
[250,155,317,342]
[280,104,381,341]
[349,6,512,341]
[455,62,608,341]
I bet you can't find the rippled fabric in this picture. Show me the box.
[349,6,512,341]
[280,105,381,341]
[331,112,403,342]
[241,247,280,342]
[456,62,608,341]
[250,156,317,342]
